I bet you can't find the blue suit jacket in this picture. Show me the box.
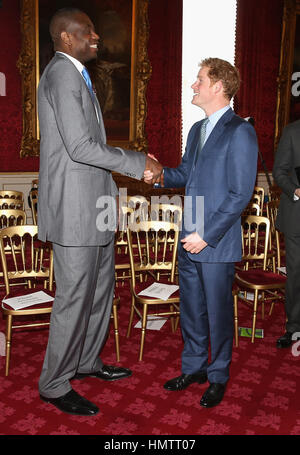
[164,108,258,262]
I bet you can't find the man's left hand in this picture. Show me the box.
[181,232,208,254]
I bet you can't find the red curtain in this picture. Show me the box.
[235,0,284,172]
[0,0,39,171]
[146,0,183,167]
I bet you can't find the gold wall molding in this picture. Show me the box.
[275,0,300,148]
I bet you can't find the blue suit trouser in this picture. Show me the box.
[178,243,235,384]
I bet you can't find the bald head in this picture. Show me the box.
[49,8,84,48]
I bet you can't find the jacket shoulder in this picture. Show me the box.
[228,113,249,127]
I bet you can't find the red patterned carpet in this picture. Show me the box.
[0,282,300,436]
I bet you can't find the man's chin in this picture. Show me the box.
[191,99,201,108]
[83,53,98,63]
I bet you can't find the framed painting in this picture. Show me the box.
[18,0,151,157]
[275,0,300,147]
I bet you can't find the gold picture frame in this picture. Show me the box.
[17,0,151,158]
[275,0,300,148]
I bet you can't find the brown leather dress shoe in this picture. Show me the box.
[73,365,132,381]
[164,372,208,391]
[40,389,99,416]
[200,383,226,408]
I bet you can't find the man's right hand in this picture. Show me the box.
[295,188,300,199]
[144,155,163,185]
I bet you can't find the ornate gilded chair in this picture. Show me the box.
[0,225,54,375]
[233,215,286,344]
[126,219,180,360]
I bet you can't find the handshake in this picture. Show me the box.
[144,154,164,186]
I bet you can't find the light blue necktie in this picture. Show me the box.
[82,67,95,99]
[199,117,209,151]
[195,117,209,163]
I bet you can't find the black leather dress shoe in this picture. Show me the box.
[73,365,132,381]
[276,331,300,348]
[163,372,207,391]
[40,389,99,416]
[200,383,226,408]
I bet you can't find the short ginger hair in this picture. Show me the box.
[200,57,240,100]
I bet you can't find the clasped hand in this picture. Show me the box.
[144,154,163,185]
[181,231,208,254]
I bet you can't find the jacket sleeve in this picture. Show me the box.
[273,125,298,201]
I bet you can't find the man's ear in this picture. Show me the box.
[60,31,72,47]
[213,80,224,95]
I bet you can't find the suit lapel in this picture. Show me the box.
[199,108,234,159]
[55,53,107,141]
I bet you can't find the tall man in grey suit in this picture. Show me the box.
[273,119,300,348]
[37,8,162,416]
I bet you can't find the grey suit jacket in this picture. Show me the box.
[37,53,146,246]
[273,119,300,236]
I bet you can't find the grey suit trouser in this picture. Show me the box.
[284,234,300,333]
[39,239,115,398]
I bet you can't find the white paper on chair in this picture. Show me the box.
[2,291,54,310]
[277,267,286,275]
[134,316,168,331]
[138,282,179,301]
[239,291,254,300]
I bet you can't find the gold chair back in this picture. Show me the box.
[0,190,24,201]
[0,225,53,295]
[243,202,260,216]
[241,215,270,271]
[0,198,24,210]
[268,184,281,201]
[0,209,27,228]
[253,186,265,213]
[127,219,179,287]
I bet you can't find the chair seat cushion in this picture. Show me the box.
[235,269,286,287]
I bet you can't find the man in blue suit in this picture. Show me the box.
[144,58,258,407]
